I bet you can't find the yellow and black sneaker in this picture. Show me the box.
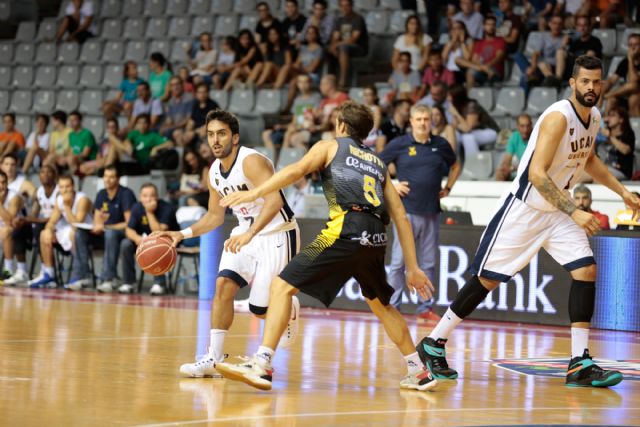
[566,350,623,388]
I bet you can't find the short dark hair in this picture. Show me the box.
[2,153,18,164]
[51,110,67,124]
[103,164,120,177]
[256,1,269,9]
[313,0,327,8]
[195,82,209,92]
[149,52,167,67]
[484,14,497,24]
[335,101,374,141]
[285,0,298,5]
[571,55,603,77]
[629,33,640,43]
[135,113,151,125]
[3,113,15,122]
[36,113,50,126]
[41,164,58,177]
[399,51,412,62]
[138,81,150,91]
[392,99,411,110]
[106,118,119,128]
[69,110,82,121]
[58,175,75,187]
[205,109,240,136]
[141,183,158,194]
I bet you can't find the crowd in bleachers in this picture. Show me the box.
[0,0,638,294]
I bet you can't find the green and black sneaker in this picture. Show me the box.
[416,337,458,379]
[566,349,623,388]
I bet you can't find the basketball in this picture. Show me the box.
[135,235,177,275]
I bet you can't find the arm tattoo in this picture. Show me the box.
[534,175,577,216]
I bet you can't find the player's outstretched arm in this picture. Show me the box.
[584,152,640,220]
[383,172,434,300]
[529,112,601,235]
[220,140,332,208]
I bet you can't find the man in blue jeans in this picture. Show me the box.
[94,165,137,293]
[379,104,461,319]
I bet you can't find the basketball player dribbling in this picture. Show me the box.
[415,55,640,388]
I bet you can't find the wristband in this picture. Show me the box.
[180,227,193,238]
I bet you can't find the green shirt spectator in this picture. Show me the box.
[68,112,98,161]
[506,130,527,160]
[126,129,167,166]
[149,52,172,100]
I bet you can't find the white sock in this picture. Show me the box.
[256,346,275,368]
[571,327,589,359]
[17,262,26,273]
[43,265,54,276]
[404,352,423,375]
[208,329,227,362]
[429,308,463,341]
[3,259,13,273]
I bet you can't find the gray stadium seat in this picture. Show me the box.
[0,91,8,111]
[592,28,616,57]
[15,115,32,134]
[214,15,237,37]
[0,1,8,21]
[9,90,33,114]
[524,31,543,57]
[365,11,388,35]
[0,42,13,65]
[79,65,103,88]
[100,0,123,18]
[103,41,125,63]
[103,64,124,88]
[379,0,400,8]
[277,147,306,170]
[79,90,104,114]
[123,0,145,16]
[125,40,148,61]
[561,86,572,100]
[13,65,34,89]
[146,17,169,39]
[0,66,11,88]
[15,43,35,64]
[493,87,525,116]
[35,42,57,64]
[460,152,493,180]
[33,90,56,113]
[58,42,79,63]
[149,40,171,58]
[526,87,557,115]
[209,89,229,109]
[57,64,80,88]
[102,19,124,40]
[348,87,364,103]
[167,0,189,15]
[255,89,281,114]
[124,18,146,40]
[170,39,191,63]
[79,40,102,63]
[56,90,80,112]
[144,0,167,16]
[212,0,233,13]
[607,56,624,78]
[84,115,105,138]
[15,22,37,43]
[631,118,640,143]
[36,19,58,42]
[137,63,150,80]
[192,16,215,36]
[34,65,57,88]
[506,62,522,86]
[389,10,413,34]
[254,146,275,164]
[188,0,210,14]
[264,0,279,12]
[233,0,256,13]
[469,87,494,111]
[355,0,378,9]
[169,17,191,38]
[239,15,259,32]
[228,89,255,114]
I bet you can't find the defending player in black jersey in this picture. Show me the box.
[216,101,438,392]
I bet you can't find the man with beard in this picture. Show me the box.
[573,185,609,230]
[455,15,506,89]
[415,55,640,388]
[154,109,301,377]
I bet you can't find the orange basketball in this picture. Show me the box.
[136,235,177,275]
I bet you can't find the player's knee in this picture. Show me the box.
[249,304,268,316]
[214,277,239,301]
[270,277,296,298]
[572,264,596,281]
[41,229,53,245]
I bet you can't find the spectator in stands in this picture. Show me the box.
[455,15,506,89]
[495,113,533,181]
[285,176,313,217]
[431,104,457,151]
[329,0,369,88]
[94,165,137,293]
[45,110,71,172]
[417,81,452,122]
[0,170,25,283]
[188,32,217,86]
[523,0,557,31]
[376,99,411,152]
[388,52,422,103]
[211,36,237,90]
[496,0,525,55]
[180,83,220,147]
[123,183,179,295]
[443,20,474,85]
[584,0,625,28]
[453,0,484,39]
[282,0,307,54]
[573,185,610,229]
[28,175,93,290]
[22,114,50,174]
[102,61,144,120]
[417,49,455,100]
[286,25,324,110]
[130,81,164,131]
[362,85,382,149]
[598,105,636,181]
[223,29,264,91]
[55,0,95,44]
[392,15,432,73]
[0,113,25,157]
[176,149,209,208]
[449,86,499,157]
[149,52,172,102]
[67,111,98,174]
[197,140,214,165]
[600,33,640,117]
[300,0,334,46]
[124,114,174,175]
[256,27,293,89]
[255,2,282,54]
[160,76,194,145]
[555,15,603,80]
[79,119,128,176]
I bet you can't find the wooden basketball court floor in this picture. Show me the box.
[1,288,639,427]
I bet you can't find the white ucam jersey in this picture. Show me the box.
[56,191,93,227]
[210,146,296,235]
[509,100,601,211]
[36,185,59,219]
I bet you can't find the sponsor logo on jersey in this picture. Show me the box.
[350,230,387,247]
[408,146,417,156]
[492,357,640,381]
[569,128,574,136]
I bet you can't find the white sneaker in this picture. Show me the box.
[150,283,165,296]
[97,282,114,293]
[216,356,273,391]
[278,296,300,349]
[118,284,133,294]
[400,368,438,392]
[4,270,29,287]
[180,355,224,378]
[64,278,92,291]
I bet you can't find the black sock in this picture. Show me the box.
[450,275,490,319]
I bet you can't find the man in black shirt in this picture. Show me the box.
[282,0,306,57]
[376,100,410,152]
[600,33,640,116]
[329,0,369,88]
[255,2,282,55]
[181,83,219,146]
[556,16,603,80]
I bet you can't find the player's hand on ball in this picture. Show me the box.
[406,268,434,301]
[224,232,253,253]
[622,190,640,221]
[150,230,183,248]
[220,190,259,208]
[570,209,601,236]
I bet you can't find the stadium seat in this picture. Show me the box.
[15,115,32,134]
[524,31,543,57]
[103,41,125,63]
[57,64,80,88]
[84,115,105,138]
[146,17,169,39]
[526,87,558,115]
[253,146,276,164]
[264,0,279,11]
[193,16,216,36]
[607,56,624,78]
[0,66,10,88]
[277,147,306,170]
[123,0,145,17]
[79,90,104,115]
[100,0,123,18]
[0,90,8,111]
[379,0,400,8]
[469,87,494,112]
[124,40,148,61]
[355,0,378,9]
[79,65,103,88]
[170,39,191,63]
[14,43,35,64]
[389,10,413,34]
[102,19,124,40]
[561,86,572,100]
[103,64,124,88]
[188,0,210,15]
[13,65,34,89]
[35,42,57,64]
[58,42,79,63]
[631,118,640,144]
[370,34,395,61]
[169,17,191,38]
[348,87,364,103]
[592,29,616,57]
[228,89,255,114]
[214,15,238,37]
[209,89,229,109]
[36,19,57,42]
[0,42,13,65]
[124,18,147,40]
[149,40,171,58]
[460,152,493,180]
[239,15,259,33]
[144,0,167,16]
[9,90,33,114]
[211,0,233,14]
[15,22,36,43]
[79,40,102,63]
[33,90,56,113]
[167,0,189,15]
[492,87,525,116]
[55,90,80,112]
[233,0,256,14]
[137,63,150,80]
[365,11,389,35]
[34,65,57,88]
[255,89,282,114]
